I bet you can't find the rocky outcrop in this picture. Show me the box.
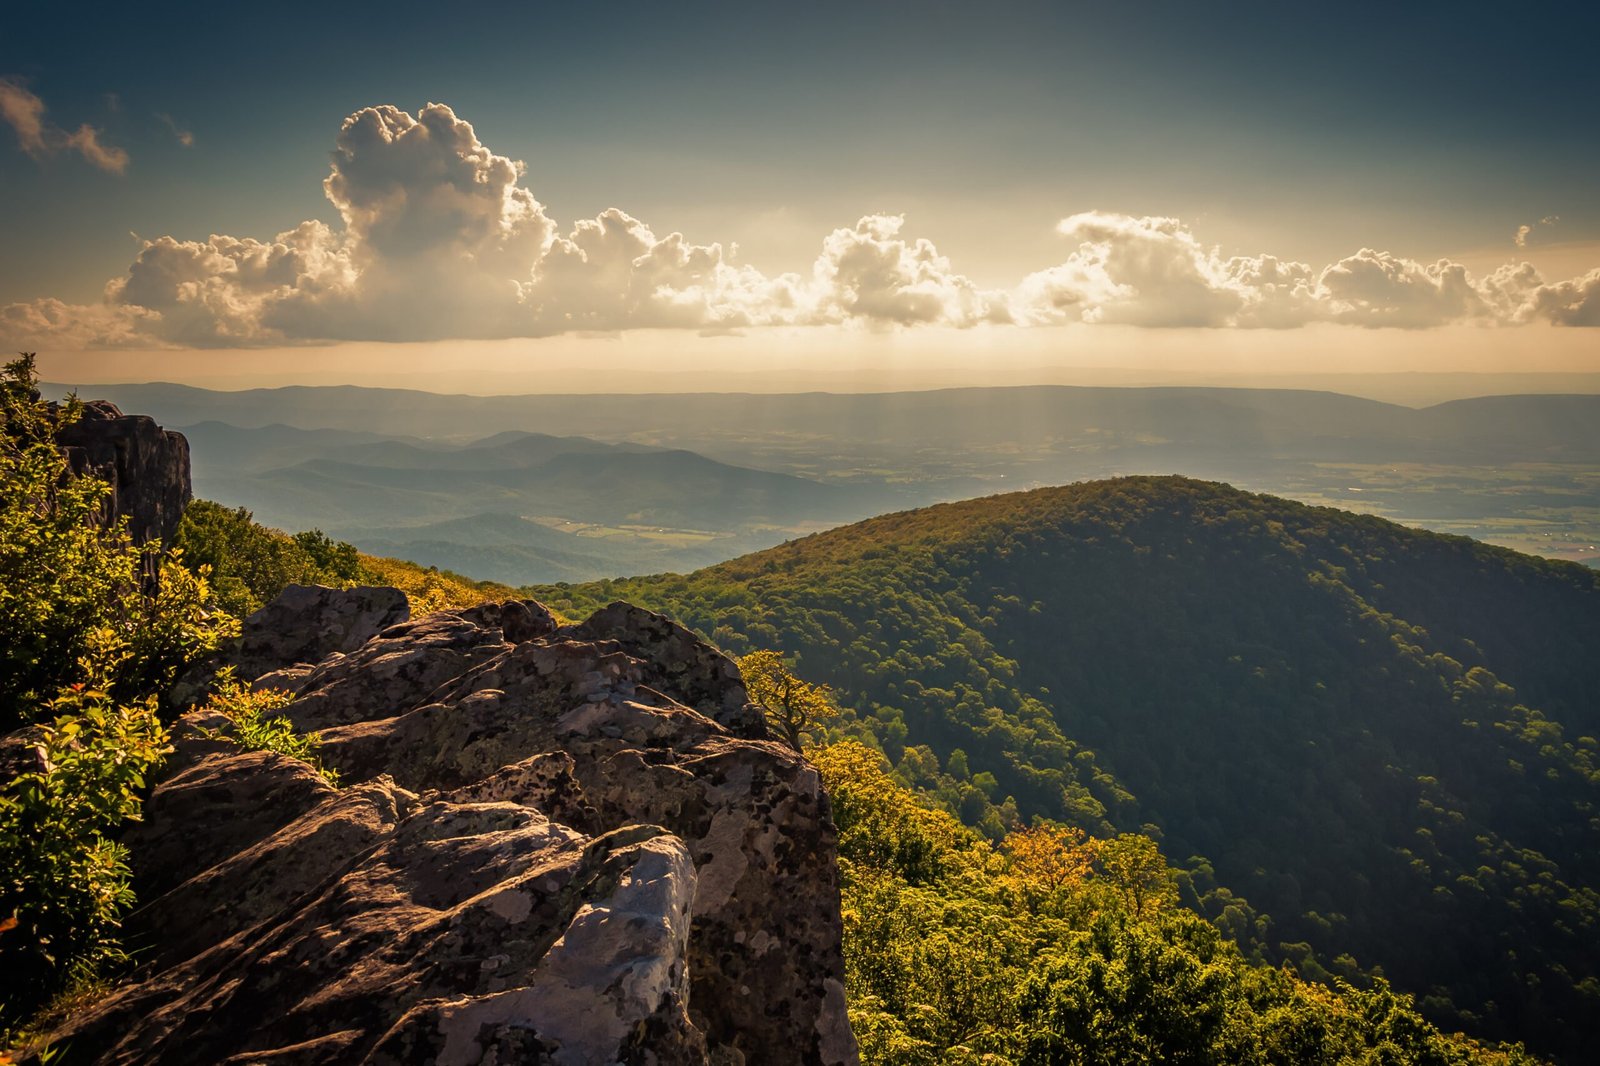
[171,583,414,706]
[51,591,859,1065]
[54,399,190,548]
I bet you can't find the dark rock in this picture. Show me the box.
[54,400,190,549]
[51,598,859,1065]
[171,584,412,706]
[568,601,768,738]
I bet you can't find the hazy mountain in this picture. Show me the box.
[169,420,883,580]
[533,477,1600,1060]
[50,380,1600,462]
[56,381,1600,572]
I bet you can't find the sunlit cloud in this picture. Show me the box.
[2,101,1597,349]
[0,77,128,174]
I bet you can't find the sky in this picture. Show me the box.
[2,0,1597,392]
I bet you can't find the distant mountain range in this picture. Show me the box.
[48,382,1600,577]
[154,421,882,583]
[533,476,1600,1062]
[46,381,1600,465]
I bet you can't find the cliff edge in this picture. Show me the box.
[47,586,860,1065]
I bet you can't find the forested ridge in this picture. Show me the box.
[534,476,1600,1061]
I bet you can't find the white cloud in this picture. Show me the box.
[2,100,1597,348]
[0,77,128,174]
[522,207,801,333]
[1315,250,1488,328]
[1018,212,1246,327]
[1521,268,1600,326]
[0,297,158,349]
[807,215,1009,327]
[1017,213,1597,330]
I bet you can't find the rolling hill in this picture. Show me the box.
[532,476,1600,1061]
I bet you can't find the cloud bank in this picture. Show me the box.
[4,102,1596,348]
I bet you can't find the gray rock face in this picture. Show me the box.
[232,583,413,684]
[54,400,191,548]
[171,584,413,707]
[52,597,859,1065]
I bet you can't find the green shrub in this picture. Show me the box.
[201,668,338,785]
[0,681,170,1024]
[173,500,372,617]
[1,353,236,1027]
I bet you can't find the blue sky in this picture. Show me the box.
[2,0,1596,381]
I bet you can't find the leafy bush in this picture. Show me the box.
[0,353,235,1027]
[200,668,338,785]
[0,682,170,1026]
[172,500,373,617]
[1,356,235,730]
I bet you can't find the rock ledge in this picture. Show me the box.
[50,588,859,1066]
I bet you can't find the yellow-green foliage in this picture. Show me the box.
[173,501,375,617]
[815,739,1537,1065]
[0,354,235,1028]
[201,668,338,785]
[0,683,171,1028]
[358,552,514,614]
[2,357,236,729]
[737,650,840,752]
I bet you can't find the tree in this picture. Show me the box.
[737,649,839,752]
[1005,822,1094,891]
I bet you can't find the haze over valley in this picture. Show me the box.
[48,380,1600,581]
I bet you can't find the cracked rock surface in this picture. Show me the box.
[50,589,859,1066]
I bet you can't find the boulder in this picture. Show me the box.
[50,595,859,1065]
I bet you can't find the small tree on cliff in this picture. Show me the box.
[737,650,839,752]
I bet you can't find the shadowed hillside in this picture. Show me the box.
[534,476,1600,1061]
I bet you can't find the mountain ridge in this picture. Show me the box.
[532,475,1600,1061]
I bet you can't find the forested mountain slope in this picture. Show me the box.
[534,476,1600,1061]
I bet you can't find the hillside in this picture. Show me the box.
[533,476,1600,1061]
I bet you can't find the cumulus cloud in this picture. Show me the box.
[1316,250,1487,328]
[0,78,128,174]
[1019,213,1247,327]
[0,102,1007,347]
[2,100,1597,348]
[1016,212,1599,330]
[1520,268,1600,326]
[524,207,804,333]
[807,215,1009,327]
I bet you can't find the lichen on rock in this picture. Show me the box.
[48,590,859,1065]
